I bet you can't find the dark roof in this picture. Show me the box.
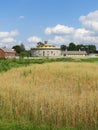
[0,47,15,53]
[62,51,87,55]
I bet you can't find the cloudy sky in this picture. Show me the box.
[0,0,98,49]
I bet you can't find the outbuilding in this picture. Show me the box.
[62,50,87,57]
[0,47,16,58]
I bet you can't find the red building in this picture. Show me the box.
[0,47,16,58]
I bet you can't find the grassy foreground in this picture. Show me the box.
[0,57,74,73]
[0,61,98,129]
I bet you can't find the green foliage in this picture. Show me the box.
[80,58,98,62]
[68,43,76,51]
[0,58,73,73]
[19,50,31,58]
[87,45,96,53]
[0,121,95,130]
[12,44,31,58]
[12,45,23,54]
[60,45,67,51]
[76,44,84,51]
[12,43,26,54]
[60,43,97,53]
[0,60,10,72]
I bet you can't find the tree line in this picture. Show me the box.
[12,42,97,57]
[60,42,97,54]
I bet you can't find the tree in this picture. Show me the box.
[20,50,31,57]
[60,43,97,53]
[60,45,67,51]
[88,45,96,53]
[76,44,85,51]
[12,45,23,54]
[12,44,26,54]
[37,42,44,46]
[20,43,25,51]
[80,45,96,54]
[68,43,76,50]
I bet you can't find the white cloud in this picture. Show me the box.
[19,16,25,19]
[48,36,70,45]
[73,28,96,44]
[45,24,74,35]
[1,37,16,43]
[0,30,19,48]
[47,27,98,46]
[0,32,9,38]
[27,36,42,48]
[28,36,42,43]
[43,10,98,47]
[75,28,93,36]
[0,30,19,38]
[79,10,98,32]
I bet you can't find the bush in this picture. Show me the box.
[0,60,10,72]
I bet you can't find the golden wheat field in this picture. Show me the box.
[0,62,98,128]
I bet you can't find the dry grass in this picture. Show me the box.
[0,62,98,128]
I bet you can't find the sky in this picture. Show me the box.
[0,0,98,49]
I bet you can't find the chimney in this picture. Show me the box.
[44,41,48,45]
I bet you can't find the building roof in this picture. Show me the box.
[62,51,87,55]
[37,41,56,49]
[0,47,15,53]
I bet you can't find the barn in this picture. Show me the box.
[0,47,16,58]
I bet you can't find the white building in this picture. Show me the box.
[31,41,61,57]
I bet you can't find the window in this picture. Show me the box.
[43,51,45,56]
[51,51,53,54]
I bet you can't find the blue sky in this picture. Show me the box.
[0,0,98,49]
